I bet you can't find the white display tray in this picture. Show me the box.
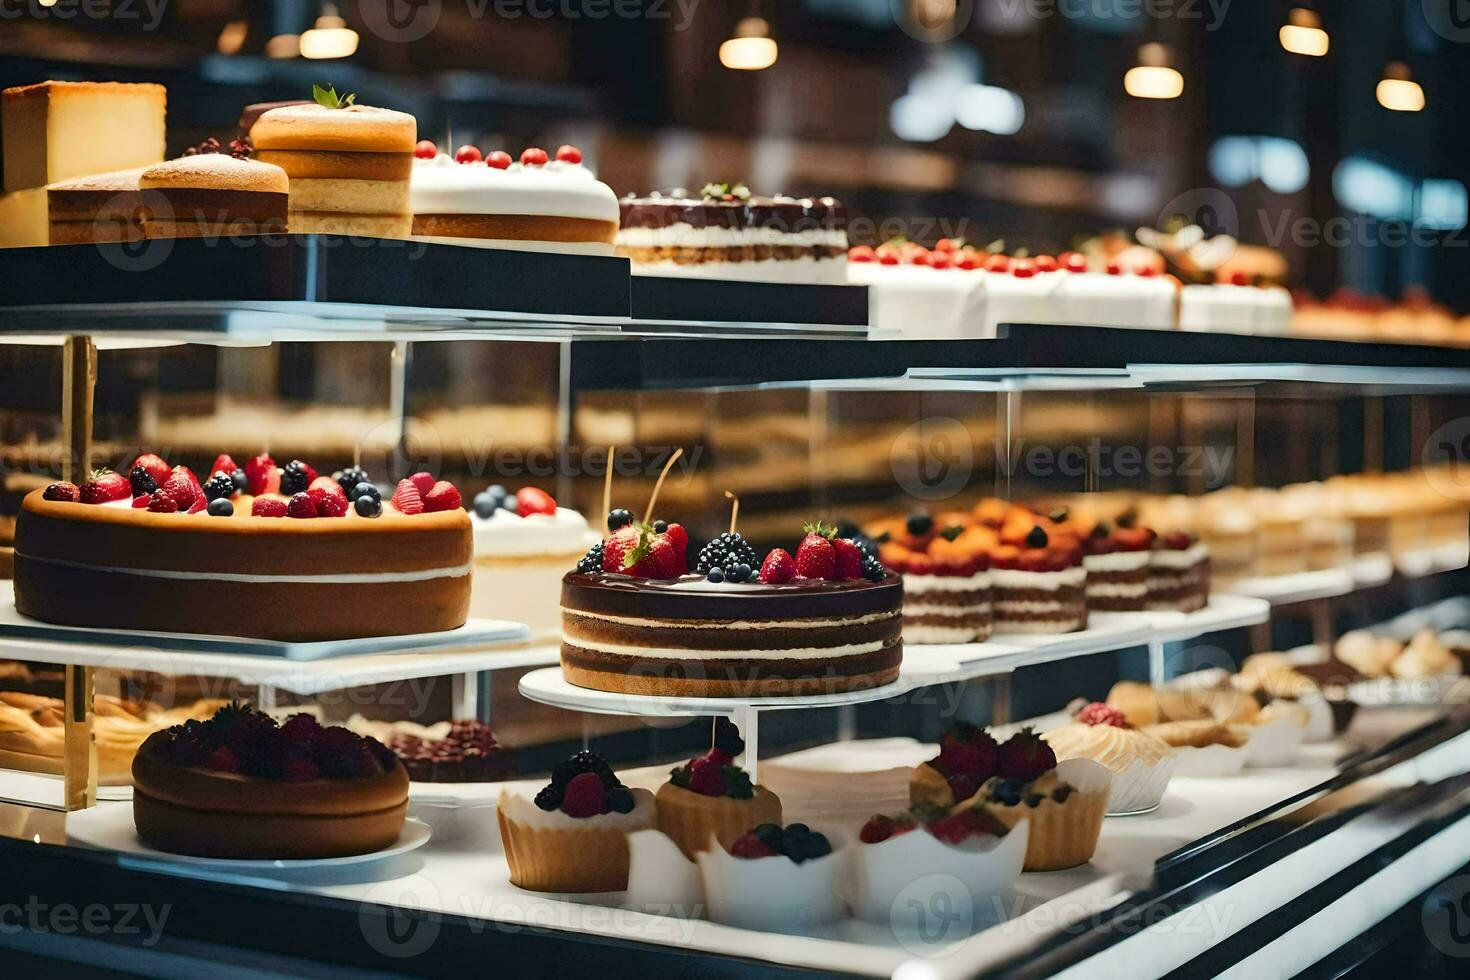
[517,668,909,718]
[1395,542,1469,579]
[1228,568,1355,605]
[0,594,529,661]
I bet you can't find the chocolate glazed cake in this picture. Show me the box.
[560,572,903,697]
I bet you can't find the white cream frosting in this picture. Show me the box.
[1088,581,1149,598]
[904,624,990,643]
[904,602,991,617]
[1150,544,1210,569]
[1083,551,1151,572]
[410,154,619,223]
[990,566,1086,590]
[16,552,471,584]
[560,635,892,661]
[500,786,655,831]
[617,223,847,250]
[472,507,599,559]
[903,570,992,593]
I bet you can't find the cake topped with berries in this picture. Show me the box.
[656,717,782,858]
[561,512,903,698]
[990,514,1088,634]
[14,452,471,642]
[872,513,994,645]
[410,141,619,253]
[130,703,408,859]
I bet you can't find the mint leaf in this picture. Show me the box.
[312,84,356,109]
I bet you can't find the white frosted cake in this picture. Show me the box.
[410,143,619,254]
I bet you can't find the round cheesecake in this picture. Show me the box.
[14,489,471,642]
[560,571,903,697]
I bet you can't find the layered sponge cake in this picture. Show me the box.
[251,91,416,238]
[138,155,289,239]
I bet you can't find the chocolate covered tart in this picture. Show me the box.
[13,453,471,642]
[561,571,902,697]
[132,706,408,860]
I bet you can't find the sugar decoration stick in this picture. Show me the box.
[643,447,683,525]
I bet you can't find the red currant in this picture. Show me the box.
[454,145,483,164]
[485,150,512,170]
[521,147,549,166]
[554,144,582,164]
[414,139,437,159]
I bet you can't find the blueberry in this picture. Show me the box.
[500,497,521,516]
[473,492,498,519]
[753,823,784,849]
[206,498,234,517]
[606,786,635,814]
[487,484,508,499]
[352,481,381,503]
[734,562,751,580]
[906,513,934,536]
[607,507,633,531]
[992,778,1023,807]
[653,519,667,533]
[354,495,382,518]
[786,822,810,836]
[230,469,248,492]
[707,568,724,583]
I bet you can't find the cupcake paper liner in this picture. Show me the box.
[1169,742,1249,778]
[498,807,649,893]
[1103,754,1177,815]
[625,829,703,917]
[696,832,847,930]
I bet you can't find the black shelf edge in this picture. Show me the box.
[630,275,868,327]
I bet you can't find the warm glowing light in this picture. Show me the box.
[1124,43,1183,99]
[1279,8,1329,56]
[266,34,301,59]
[217,20,249,56]
[1377,61,1424,112]
[300,8,359,61]
[720,17,777,71]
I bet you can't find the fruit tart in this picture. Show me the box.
[1042,702,1175,814]
[909,720,1000,807]
[1072,508,1156,612]
[990,515,1087,634]
[697,822,843,930]
[131,704,408,859]
[655,718,781,859]
[850,803,1027,928]
[497,749,655,893]
[14,454,471,641]
[874,514,994,644]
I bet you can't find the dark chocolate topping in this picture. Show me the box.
[561,571,901,621]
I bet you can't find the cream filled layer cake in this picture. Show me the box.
[617,183,848,284]
[469,484,600,642]
[990,520,1087,635]
[13,454,470,642]
[1146,532,1211,612]
[251,88,415,238]
[1075,516,1156,612]
[410,143,619,253]
[870,514,994,644]
[1178,277,1293,334]
[561,519,902,697]
[138,154,288,239]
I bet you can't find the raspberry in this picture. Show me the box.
[687,756,727,797]
[423,480,463,513]
[157,472,198,511]
[1075,702,1130,728]
[286,492,316,519]
[251,497,287,518]
[132,494,152,509]
[42,482,79,503]
[929,809,994,846]
[315,490,349,518]
[559,771,608,818]
[205,746,240,772]
[147,495,179,513]
[391,479,424,515]
[860,815,896,844]
[729,833,778,859]
[408,472,436,496]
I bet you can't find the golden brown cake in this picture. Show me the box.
[132,705,408,859]
[46,167,149,245]
[252,91,415,238]
[13,453,470,642]
[654,725,781,859]
[138,155,288,239]
[2,81,166,194]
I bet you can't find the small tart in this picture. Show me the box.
[1145,719,1247,750]
[1042,722,1172,772]
[966,760,1111,872]
[498,786,655,893]
[909,760,957,807]
[655,782,782,860]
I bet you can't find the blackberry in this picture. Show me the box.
[695,531,757,575]
[1025,525,1049,549]
[280,460,311,496]
[861,554,887,582]
[722,766,754,800]
[713,718,744,756]
[552,749,615,788]
[337,466,369,496]
[203,473,236,501]
[606,785,635,814]
[129,466,158,496]
[576,542,605,573]
[607,507,633,531]
[534,784,563,812]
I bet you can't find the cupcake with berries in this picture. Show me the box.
[850,803,1028,928]
[909,721,1001,808]
[468,483,600,641]
[965,729,1111,872]
[561,472,903,698]
[990,511,1087,634]
[497,749,655,893]
[1068,507,1157,612]
[697,822,844,930]
[876,514,995,644]
[131,703,408,859]
[656,719,782,859]
[1043,702,1176,814]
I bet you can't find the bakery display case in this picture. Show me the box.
[5,11,1470,975]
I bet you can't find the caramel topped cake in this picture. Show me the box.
[616,182,848,283]
[13,452,470,642]
[561,516,902,697]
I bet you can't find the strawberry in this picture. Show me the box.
[286,492,316,519]
[559,771,608,818]
[79,469,131,504]
[515,486,556,517]
[408,472,436,496]
[995,728,1057,782]
[131,494,152,509]
[706,747,734,767]
[624,535,678,578]
[937,726,998,778]
[795,522,837,579]
[245,453,278,495]
[602,525,642,573]
[156,471,199,511]
[210,454,239,478]
[147,495,179,513]
[759,548,796,584]
[728,833,778,859]
[187,497,207,514]
[831,538,865,580]
[391,479,424,515]
[42,482,80,503]
[687,756,727,797]
[663,522,689,574]
[251,497,287,518]
[860,815,897,844]
[423,480,463,513]
[129,453,171,487]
